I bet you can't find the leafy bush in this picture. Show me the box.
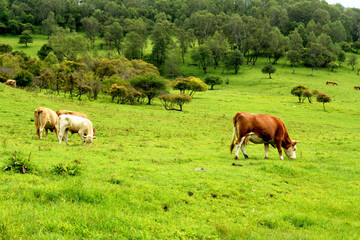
[204,75,222,90]
[291,85,307,103]
[171,76,207,96]
[0,43,13,54]
[0,67,14,83]
[51,160,83,176]
[158,94,192,111]
[14,70,33,87]
[262,64,276,78]
[316,93,331,110]
[302,89,313,103]
[3,151,35,174]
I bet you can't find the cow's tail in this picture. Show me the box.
[230,126,237,154]
[230,113,241,154]
[36,109,43,137]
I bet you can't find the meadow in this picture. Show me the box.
[0,35,360,239]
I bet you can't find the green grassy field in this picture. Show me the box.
[0,34,360,239]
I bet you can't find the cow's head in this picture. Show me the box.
[284,141,299,159]
[83,134,98,145]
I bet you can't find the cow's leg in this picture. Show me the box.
[264,143,269,159]
[58,128,65,144]
[64,131,69,145]
[235,136,248,159]
[276,142,284,160]
[45,129,49,139]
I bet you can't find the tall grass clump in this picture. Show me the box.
[2,151,35,173]
[51,160,83,176]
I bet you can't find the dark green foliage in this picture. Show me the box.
[37,44,53,60]
[18,30,33,47]
[328,62,339,71]
[14,70,33,87]
[191,45,213,74]
[3,151,35,174]
[262,64,276,79]
[291,85,307,103]
[223,49,244,74]
[0,43,12,54]
[130,73,167,105]
[51,160,83,176]
[316,92,331,110]
[158,94,192,111]
[204,75,222,90]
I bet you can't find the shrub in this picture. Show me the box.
[328,62,339,71]
[291,85,307,103]
[262,64,276,79]
[0,43,13,54]
[0,67,14,83]
[316,93,331,110]
[110,83,129,104]
[14,70,33,87]
[51,160,83,176]
[158,94,192,111]
[204,75,223,90]
[171,76,207,96]
[302,89,313,103]
[3,151,35,174]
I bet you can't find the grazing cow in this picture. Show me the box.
[326,81,338,86]
[56,110,95,135]
[4,79,16,88]
[58,114,97,145]
[34,107,58,139]
[230,112,299,160]
[354,86,360,90]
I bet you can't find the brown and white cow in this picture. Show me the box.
[58,114,97,145]
[34,107,59,139]
[230,112,299,160]
[326,81,338,86]
[4,79,16,88]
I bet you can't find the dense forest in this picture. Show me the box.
[1,0,360,104]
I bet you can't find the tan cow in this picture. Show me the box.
[58,114,97,145]
[230,112,299,160]
[4,79,16,88]
[34,107,59,139]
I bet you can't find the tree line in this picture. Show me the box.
[1,0,360,75]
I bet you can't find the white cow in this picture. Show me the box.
[58,115,97,145]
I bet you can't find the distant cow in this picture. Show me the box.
[230,112,299,160]
[354,86,360,90]
[34,107,58,139]
[4,79,16,88]
[58,114,97,145]
[56,110,95,135]
[326,81,338,86]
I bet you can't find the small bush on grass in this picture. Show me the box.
[51,160,83,176]
[158,94,192,111]
[316,92,331,110]
[3,151,35,174]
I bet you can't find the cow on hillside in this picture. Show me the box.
[58,114,97,145]
[230,112,299,160]
[56,110,95,135]
[34,107,58,139]
[4,79,16,88]
[326,81,338,86]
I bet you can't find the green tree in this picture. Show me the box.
[191,44,213,74]
[0,43,12,54]
[316,93,331,110]
[130,73,167,105]
[177,28,192,63]
[171,76,207,97]
[18,30,33,47]
[262,64,276,79]
[302,89,313,103]
[222,49,244,74]
[207,31,228,69]
[49,28,89,61]
[124,32,142,60]
[347,54,358,70]
[103,22,124,55]
[204,75,222,90]
[42,11,57,39]
[81,17,100,47]
[37,44,53,60]
[151,20,172,67]
[158,94,192,111]
[291,85,307,103]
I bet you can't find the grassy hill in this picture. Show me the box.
[1,53,360,238]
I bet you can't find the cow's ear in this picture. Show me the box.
[92,136,98,139]
[293,140,300,145]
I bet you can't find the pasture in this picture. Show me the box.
[0,56,360,239]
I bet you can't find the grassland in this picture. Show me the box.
[0,35,360,239]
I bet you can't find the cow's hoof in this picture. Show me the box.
[234,155,238,160]
[244,154,249,159]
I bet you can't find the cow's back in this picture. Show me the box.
[34,107,58,130]
[234,112,284,141]
[56,110,89,119]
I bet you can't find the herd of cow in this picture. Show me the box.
[325,80,360,90]
[34,107,97,145]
